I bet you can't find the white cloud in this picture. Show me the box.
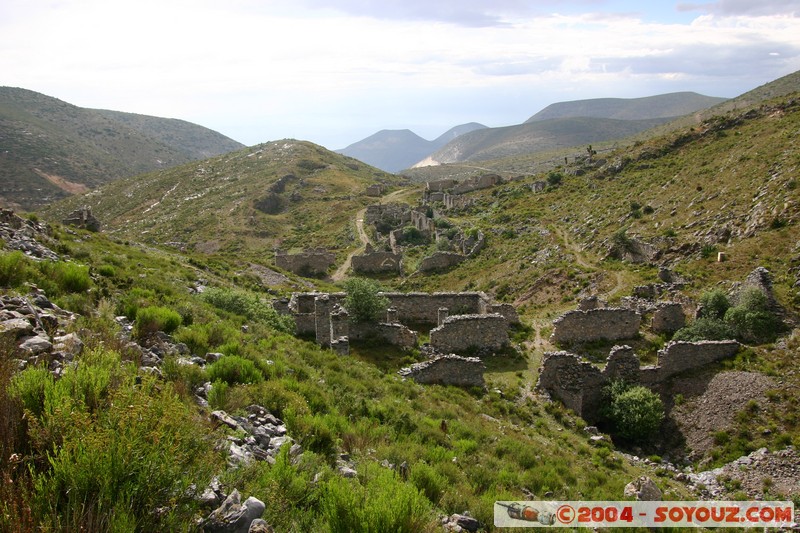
[1,0,799,148]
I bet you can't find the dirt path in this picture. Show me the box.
[332,188,409,282]
[555,226,625,299]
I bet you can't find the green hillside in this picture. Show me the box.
[0,87,243,210]
[2,73,799,531]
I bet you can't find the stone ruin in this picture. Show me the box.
[422,174,504,208]
[62,206,101,232]
[398,354,485,387]
[536,341,740,422]
[550,308,641,344]
[365,184,385,197]
[274,248,335,277]
[351,244,402,275]
[278,291,517,360]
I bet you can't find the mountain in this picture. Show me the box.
[41,140,405,258]
[0,87,244,210]
[414,92,726,169]
[6,70,799,531]
[525,92,728,123]
[336,122,486,173]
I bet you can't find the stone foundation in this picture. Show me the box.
[398,354,485,387]
[275,249,335,276]
[351,245,403,274]
[651,302,686,334]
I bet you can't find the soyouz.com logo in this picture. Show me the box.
[494,501,795,528]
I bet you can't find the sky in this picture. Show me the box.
[2,0,800,150]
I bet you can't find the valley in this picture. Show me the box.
[1,71,799,531]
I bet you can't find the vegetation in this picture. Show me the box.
[342,277,390,323]
[601,380,665,443]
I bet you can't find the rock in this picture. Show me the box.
[338,465,358,478]
[52,333,83,359]
[0,318,34,338]
[624,476,662,501]
[450,513,480,533]
[247,519,274,533]
[211,410,243,431]
[19,335,52,355]
[201,489,265,533]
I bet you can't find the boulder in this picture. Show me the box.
[201,489,265,533]
[623,476,662,501]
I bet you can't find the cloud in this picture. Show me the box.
[678,0,800,17]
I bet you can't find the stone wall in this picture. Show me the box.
[651,302,686,334]
[426,179,458,193]
[62,207,101,232]
[398,355,485,388]
[351,245,402,274]
[364,203,410,226]
[365,184,385,197]
[536,341,740,422]
[657,340,740,379]
[452,174,502,195]
[275,249,335,276]
[550,308,641,344]
[380,292,488,325]
[419,251,466,272]
[411,209,435,234]
[430,314,509,354]
[350,322,418,348]
[443,193,474,210]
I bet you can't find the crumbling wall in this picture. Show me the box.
[426,179,458,193]
[350,322,418,348]
[550,308,641,344]
[651,302,686,334]
[398,355,485,387]
[419,251,466,272]
[381,292,487,325]
[536,341,741,422]
[443,193,473,210]
[411,209,435,234]
[275,249,336,276]
[430,314,508,354]
[62,206,101,232]
[351,245,402,274]
[452,174,502,195]
[365,184,385,197]
[657,340,740,379]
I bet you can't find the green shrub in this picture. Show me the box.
[42,262,92,293]
[118,288,158,321]
[97,264,116,277]
[722,287,783,344]
[698,289,731,320]
[206,355,263,386]
[322,468,433,533]
[0,251,32,288]
[602,380,664,443]
[201,287,294,333]
[291,413,339,459]
[673,317,736,341]
[207,380,229,410]
[410,462,447,504]
[134,306,182,338]
[342,278,389,323]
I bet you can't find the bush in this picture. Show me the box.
[673,317,736,342]
[699,289,731,320]
[206,355,263,386]
[602,381,664,443]
[134,306,182,338]
[724,288,783,344]
[546,171,563,187]
[410,462,447,504]
[0,251,32,288]
[322,468,432,533]
[342,278,389,323]
[201,287,294,333]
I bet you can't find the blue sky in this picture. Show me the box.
[2,0,799,149]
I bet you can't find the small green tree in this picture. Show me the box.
[342,278,389,323]
[724,287,783,344]
[698,289,731,320]
[602,380,664,443]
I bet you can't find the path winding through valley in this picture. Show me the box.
[331,188,410,282]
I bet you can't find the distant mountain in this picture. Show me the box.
[0,87,244,210]
[416,92,726,167]
[525,92,728,123]
[337,123,487,173]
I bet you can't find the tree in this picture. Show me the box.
[602,380,664,443]
[342,278,389,323]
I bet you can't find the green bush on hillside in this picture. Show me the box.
[601,380,664,443]
[342,277,389,323]
[201,287,294,333]
[134,306,182,338]
[206,355,264,386]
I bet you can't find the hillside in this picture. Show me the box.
[337,123,486,173]
[415,116,670,167]
[0,87,243,210]
[525,92,727,123]
[2,72,799,531]
[42,140,406,262]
